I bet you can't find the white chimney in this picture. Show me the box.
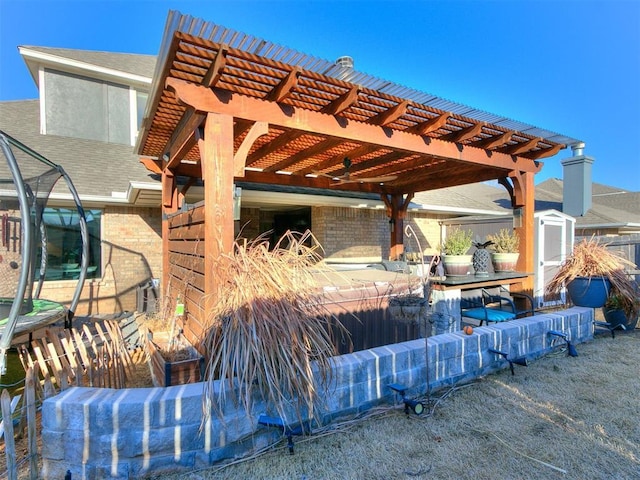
[334,56,355,81]
[335,56,354,69]
[561,142,593,217]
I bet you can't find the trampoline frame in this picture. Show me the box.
[0,130,89,374]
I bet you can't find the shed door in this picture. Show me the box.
[535,218,567,308]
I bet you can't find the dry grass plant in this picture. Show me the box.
[156,329,640,480]
[201,230,348,427]
[137,287,194,364]
[546,237,638,317]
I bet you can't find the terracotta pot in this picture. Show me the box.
[491,252,519,272]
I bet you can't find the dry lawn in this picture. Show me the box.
[3,329,638,480]
[158,329,640,480]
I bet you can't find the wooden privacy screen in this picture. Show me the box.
[166,204,206,351]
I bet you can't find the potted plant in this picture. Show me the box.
[546,238,637,309]
[602,289,639,332]
[388,225,436,337]
[441,228,473,276]
[486,228,520,272]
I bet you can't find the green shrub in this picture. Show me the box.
[487,228,520,253]
[442,228,473,255]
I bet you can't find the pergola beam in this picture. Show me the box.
[441,122,484,143]
[266,67,301,102]
[370,100,409,127]
[472,131,513,150]
[166,78,543,177]
[501,137,541,156]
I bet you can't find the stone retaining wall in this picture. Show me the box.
[41,308,594,479]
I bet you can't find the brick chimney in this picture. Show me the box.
[561,142,593,217]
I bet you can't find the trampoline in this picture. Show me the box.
[0,130,88,374]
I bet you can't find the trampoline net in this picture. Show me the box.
[1,140,62,302]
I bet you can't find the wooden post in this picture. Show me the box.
[161,169,179,298]
[26,367,38,480]
[513,171,535,293]
[199,112,235,310]
[382,193,414,261]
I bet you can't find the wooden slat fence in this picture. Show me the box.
[1,319,138,479]
[167,205,207,353]
[17,320,134,390]
[1,366,53,480]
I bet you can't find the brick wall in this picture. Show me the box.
[236,207,261,241]
[312,207,446,261]
[38,206,162,315]
[313,206,389,259]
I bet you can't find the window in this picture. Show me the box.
[132,90,148,144]
[43,69,148,146]
[38,208,101,281]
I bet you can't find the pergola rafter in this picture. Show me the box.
[136,11,581,314]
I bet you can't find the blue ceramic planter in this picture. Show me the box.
[566,276,610,308]
[602,306,639,331]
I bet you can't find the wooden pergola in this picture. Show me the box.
[136,12,577,339]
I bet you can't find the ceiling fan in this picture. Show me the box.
[314,157,398,185]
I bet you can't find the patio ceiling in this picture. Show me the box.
[137,11,579,196]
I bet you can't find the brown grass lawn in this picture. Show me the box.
[158,329,640,480]
[3,329,639,480]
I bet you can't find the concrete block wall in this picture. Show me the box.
[41,307,593,479]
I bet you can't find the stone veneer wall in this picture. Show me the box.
[41,308,593,479]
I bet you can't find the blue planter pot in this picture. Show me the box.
[602,307,639,331]
[567,276,610,308]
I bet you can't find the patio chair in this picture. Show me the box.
[461,288,532,326]
[497,286,536,318]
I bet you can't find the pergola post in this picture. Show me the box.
[161,169,179,297]
[514,172,535,292]
[199,112,235,304]
[382,193,414,261]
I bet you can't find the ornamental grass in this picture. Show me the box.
[201,230,348,427]
[545,237,638,317]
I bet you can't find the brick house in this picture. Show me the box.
[1,44,566,316]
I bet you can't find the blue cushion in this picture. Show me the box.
[462,307,516,323]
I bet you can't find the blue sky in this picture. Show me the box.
[1,0,638,191]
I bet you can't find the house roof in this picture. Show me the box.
[19,46,156,88]
[0,100,158,206]
[535,179,640,231]
[412,183,509,215]
[137,11,579,196]
[462,178,640,232]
